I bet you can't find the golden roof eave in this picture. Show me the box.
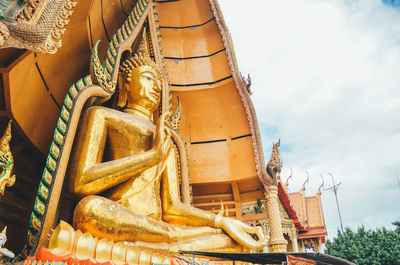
[209,0,271,188]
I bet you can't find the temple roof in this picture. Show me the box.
[158,0,267,185]
[278,181,327,241]
[157,0,270,219]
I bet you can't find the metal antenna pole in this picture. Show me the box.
[324,173,344,233]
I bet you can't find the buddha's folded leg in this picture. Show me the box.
[73,195,221,243]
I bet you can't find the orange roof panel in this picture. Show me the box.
[189,136,257,184]
[289,191,307,224]
[166,51,231,85]
[189,140,230,183]
[305,196,325,228]
[7,53,60,152]
[159,0,265,187]
[158,0,213,28]
[160,21,225,58]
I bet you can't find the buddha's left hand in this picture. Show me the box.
[215,215,268,250]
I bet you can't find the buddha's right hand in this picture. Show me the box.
[154,111,171,158]
[214,215,268,250]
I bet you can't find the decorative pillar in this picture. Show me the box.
[265,186,287,252]
[291,226,299,252]
[318,238,324,253]
[293,237,299,252]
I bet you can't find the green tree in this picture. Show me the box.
[325,223,400,265]
[392,220,400,233]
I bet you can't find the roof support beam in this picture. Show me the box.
[231,182,242,220]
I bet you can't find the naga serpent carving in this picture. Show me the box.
[266,139,282,184]
[0,0,77,53]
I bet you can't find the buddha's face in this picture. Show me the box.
[126,65,161,111]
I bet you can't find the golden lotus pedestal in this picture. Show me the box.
[29,221,173,265]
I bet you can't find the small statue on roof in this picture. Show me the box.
[240,73,252,94]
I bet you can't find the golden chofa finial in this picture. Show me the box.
[317,174,325,196]
[284,166,293,191]
[301,169,310,192]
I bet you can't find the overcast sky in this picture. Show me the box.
[219,0,400,239]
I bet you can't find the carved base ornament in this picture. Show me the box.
[47,221,171,265]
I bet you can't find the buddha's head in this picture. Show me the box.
[119,43,162,114]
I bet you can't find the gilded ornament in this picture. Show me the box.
[90,40,116,93]
[167,97,181,131]
[0,121,15,198]
[0,22,9,46]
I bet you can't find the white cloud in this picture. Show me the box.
[219,0,400,238]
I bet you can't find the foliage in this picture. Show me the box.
[325,223,400,265]
[393,220,400,233]
[253,199,264,214]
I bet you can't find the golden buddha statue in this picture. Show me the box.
[64,41,266,253]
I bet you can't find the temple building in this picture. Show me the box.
[0,0,327,263]
[279,178,327,253]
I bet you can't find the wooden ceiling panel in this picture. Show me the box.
[192,182,232,196]
[238,177,264,194]
[172,80,251,143]
[240,190,264,203]
[0,48,26,69]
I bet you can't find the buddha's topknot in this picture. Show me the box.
[120,36,162,81]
